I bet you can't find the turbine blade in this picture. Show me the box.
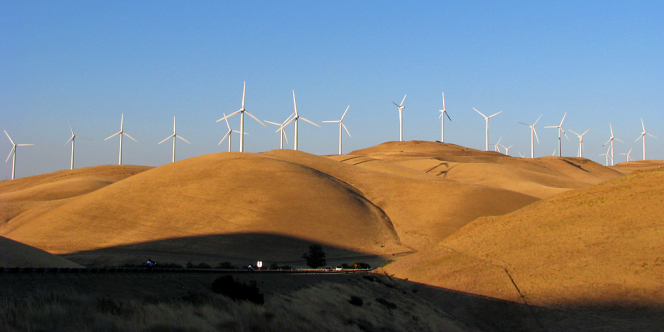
[177,135,191,144]
[104,132,121,140]
[241,81,246,110]
[299,117,321,127]
[488,111,502,118]
[615,138,624,144]
[603,138,611,146]
[534,128,540,143]
[216,110,241,122]
[445,111,451,121]
[400,94,407,106]
[158,136,172,144]
[292,90,298,115]
[218,131,231,145]
[322,120,340,123]
[641,118,646,132]
[635,133,645,142]
[124,133,137,142]
[244,111,267,127]
[283,129,289,144]
[4,130,14,145]
[533,114,543,126]
[581,129,590,136]
[6,146,15,163]
[17,144,33,147]
[569,129,579,136]
[342,123,351,137]
[560,112,567,126]
[518,122,530,126]
[442,92,445,110]
[341,105,350,120]
[265,120,281,126]
[647,133,657,139]
[64,136,74,146]
[473,108,487,118]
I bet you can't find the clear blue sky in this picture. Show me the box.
[2,1,663,179]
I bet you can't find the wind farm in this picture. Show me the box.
[3,2,664,332]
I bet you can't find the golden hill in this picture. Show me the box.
[0,236,83,268]
[610,159,664,174]
[349,141,622,198]
[1,146,539,266]
[381,168,664,329]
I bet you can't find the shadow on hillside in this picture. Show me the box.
[393,278,664,332]
[61,232,387,268]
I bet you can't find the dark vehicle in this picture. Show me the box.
[145,259,157,271]
[324,266,333,272]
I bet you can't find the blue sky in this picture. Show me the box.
[2,1,663,179]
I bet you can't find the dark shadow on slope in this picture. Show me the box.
[61,232,390,269]
[386,277,664,332]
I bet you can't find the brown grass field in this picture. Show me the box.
[1,140,661,331]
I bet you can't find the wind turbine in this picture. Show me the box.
[620,147,634,162]
[158,116,190,163]
[283,90,320,151]
[493,137,503,153]
[64,122,90,170]
[4,130,33,180]
[216,81,266,152]
[393,95,407,141]
[603,123,623,166]
[473,108,502,151]
[517,151,525,158]
[438,93,451,142]
[265,113,294,149]
[501,143,514,156]
[518,114,542,158]
[218,112,246,152]
[599,145,613,166]
[545,113,569,157]
[568,129,590,158]
[322,105,351,155]
[635,118,656,160]
[104,114,137,165]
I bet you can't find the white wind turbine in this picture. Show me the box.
[603,123,623,166]
[599,145,613,166]
[545,113,569,157]
[473,108,502,151]
[216,81,266,152]
[493,137,503,153]
[620,147,634,162]
[4,130,33,180]
[393,95,407,141]
[438,93,451,142]
[218,112,246,152]
[635,118,656,160]
[158,116,190,163]
[568,129,590,158]
[283,90,320,151]
[265,113,294,150]
[518,114,542,158]
[104,114,137,165]
[322,105,351,155]
[501,143,514,156]
[64,122,90,170]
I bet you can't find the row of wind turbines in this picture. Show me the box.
[3,82,659,179]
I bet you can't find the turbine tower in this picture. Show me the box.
[568,129,590,158]
[501,144,514,156]
[4,130,33,180]
[64,122,90,170]
[104,114,137,165]
[438,92,451,142]
[599,145,613,166]
[218,112,246,152]
[493,137,503,153]
[518,114,542,158]
[545,113,569,157]
[265,113,294,149]
[393,95,407,141]
[322,105,351,155]
[216,82,266,152]
[603,123,623,166]
[620,147,633,162]
[283,91,320,151]
[158,116,191,163]
[473,108,502,151]
[635,118,656,160]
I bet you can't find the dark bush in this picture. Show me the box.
[302,244,326,268]
[376,298,397,309]
[350,262,371,269]
[218,262,235,269]
[362,275,375,282]
[196,263,211,269]
[211,275,264,305]
[349,296,363,306]
[186,261,194,269]
[269,263,280,270]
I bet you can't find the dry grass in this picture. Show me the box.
[0,273,470,332]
